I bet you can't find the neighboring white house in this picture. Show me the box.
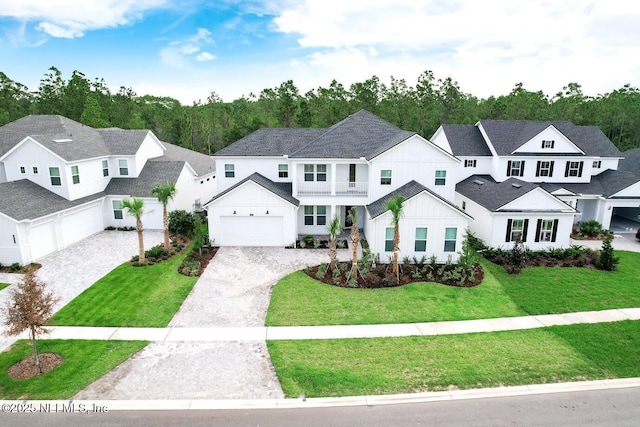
[205,110,472,262]
[431,120,640,249]
[0,115,216,265]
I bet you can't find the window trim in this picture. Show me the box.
[592,160,601,169]
[32,166,39,174]
[380,169,392,185]
[303,206,327,226]
[118,159,129,176]
[49,167,61,186]
[444,227,457,252]
[385,227,394,252]
[304,206,314,225]
[278,164,288,178]
[102,159,109,177]
[112,200,124,220]
[224,163,235,178]
[435,170,446,186]
[316,205,327,226]
[505,218,529,242]
[316,164,327,182]
[535,219,559,242]
[542,140,555,149]
[414,227,427,252]
[464,159,477,168]
[71,165,80,185]
[19,166,26,174]
[535,160,554,177]
[507,160,525,177]
[564,161,583,178]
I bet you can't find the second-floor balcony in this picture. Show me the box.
[297,181,368,196]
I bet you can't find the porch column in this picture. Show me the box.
[331,162,336,195]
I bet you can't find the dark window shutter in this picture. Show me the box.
[536,161,541,177]
[507,161,512,177]
[535,219,542,242]
[578,162,583,177]
[549,161,554,177]
[551,141,555,148]
[564,162,570,177]
[541,141,545,148]
[551,219,559,242]
[505,219,513,242]
[520,161,525,177]
[522,219,529,242]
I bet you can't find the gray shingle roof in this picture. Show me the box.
[151,142,215,176]
[215,110,416,160]
[291,110,415,159]
[97,129,151,155]
[215,128,326,156]
[366,180,470,219]
[206,172,298,207]
[456,175,545,211]
[618,148,640,174]
[439,125,493,156]
[478,120,622,157]
[0,115,111,161]
[105,161,185,197]
[0,180,105,221]
[559,169,640,198]
[441,120,622,158]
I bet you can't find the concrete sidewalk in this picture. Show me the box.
[21,307,640,342]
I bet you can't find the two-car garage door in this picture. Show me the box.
[219,216,285,246]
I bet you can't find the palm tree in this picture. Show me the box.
[121,197,146,264]
[386,195,405,282]
[327,214,343,270]
[151,182,177,249]
[348,206,360,279]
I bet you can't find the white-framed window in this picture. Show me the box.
[565,161,583,177]
[593,160,601,169]
[380,169,392,185]
[49,167,61,186]
[102,159,109,177]
[278,164,288,178]
[536,219,557,242]
[464,159,477,168]
[542,140,555,149]
[112,200,123,220]
[224,164,235,178]
[304,164,314,181]
[71,165,80,184]
[303,206,327,226]
[415,227,428,252]
[444,227,457,252]
[506,219,528,242]
[536,160,554,177]
[385,227,394,252]
[435,170,446,186]
[32,166,38,174]
[19,166,26,174]
[507,160,525,177]
[316,164,327,182]
[119,159,129,176]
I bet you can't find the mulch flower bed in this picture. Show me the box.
[8,353,63,379]
[304,261,483,288]
[0,263,42,274]
[480,247,599,271]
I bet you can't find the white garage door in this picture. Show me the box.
[61,204,104,247]
[29,221,57,261]
[219,216,284,246]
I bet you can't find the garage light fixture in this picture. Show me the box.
[233,210,236,214]
[266,210,269,214]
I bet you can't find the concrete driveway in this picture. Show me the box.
[0,230,163,352]
[571,232,640,252]
[75,246,350,400]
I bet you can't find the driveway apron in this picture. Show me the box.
[75,246,348,400]
[0,230,164,352]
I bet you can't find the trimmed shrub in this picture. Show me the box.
[169,210,196,237]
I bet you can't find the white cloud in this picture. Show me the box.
[159,27,216,67]
[196,52,216,62]
[0,0,169,39]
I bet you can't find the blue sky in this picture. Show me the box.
[1,1,639,104]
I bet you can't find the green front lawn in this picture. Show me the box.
[0,282,9,291]
[0,340,147,399]
[51,252,198,327]
[268,320,640,398]
[266,251,640,326]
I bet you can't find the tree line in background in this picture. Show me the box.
[2,66,640,154]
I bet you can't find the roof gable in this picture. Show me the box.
[500,187,573,211]
[514,125,583,155]
[105,161,185,197]
[366,180,471,219]
[205,172,298,207]
[215,128,326,157]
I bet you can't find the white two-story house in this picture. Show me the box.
[431,120,640,249]
[205,110,472,262]
[0,115,216,265]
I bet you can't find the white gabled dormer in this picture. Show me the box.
[512,125,584,155]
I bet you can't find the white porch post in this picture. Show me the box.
[331,162,337,196]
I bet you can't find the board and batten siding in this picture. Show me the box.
[215,157,289,193]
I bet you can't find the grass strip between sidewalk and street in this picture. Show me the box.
[0,282,9,291]
[50,250,198,327]
[266,251,640,326]
[0,340,147,400]
[268,320,640,398]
